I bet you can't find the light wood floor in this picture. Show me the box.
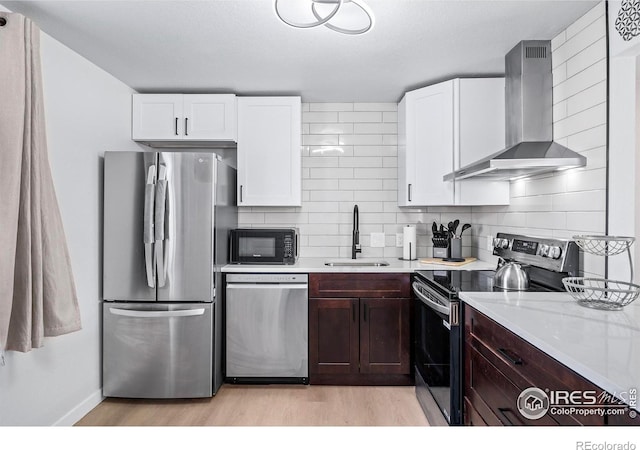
[76,385,431,426]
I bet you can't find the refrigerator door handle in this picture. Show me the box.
[108,307,205,318]
[143,165,157,288]
[155,165,168,288]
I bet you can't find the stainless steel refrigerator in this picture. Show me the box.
[102,151,236,398]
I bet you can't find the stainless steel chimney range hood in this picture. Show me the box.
[444,40,586,182]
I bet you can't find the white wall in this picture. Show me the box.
[238,102,474,259]
[470,2,608,276]
[0,22,140,425]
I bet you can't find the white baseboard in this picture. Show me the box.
[53,389,104,426]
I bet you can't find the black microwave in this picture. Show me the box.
[229,228,298,265]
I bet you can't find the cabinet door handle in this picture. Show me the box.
[497,407,524,426]
[498,348,523,366]
[363,303,368,322]
[175,117,179,136]
[352,303,356,322]
[239,185,243,203]
[185,117,189,136]
[408,184,412,202]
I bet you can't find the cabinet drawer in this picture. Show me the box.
[309,273,410,298]
[467,346,557,425]
[465,305,605,426]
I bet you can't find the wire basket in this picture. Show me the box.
[562,277,640,311]
[572,235,635,257]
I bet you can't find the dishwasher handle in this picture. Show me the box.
[226,283,308,290]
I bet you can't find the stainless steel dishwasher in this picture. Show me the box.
[225,273,308,383]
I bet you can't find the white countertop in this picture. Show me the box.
[222,257,496,273]
[459,291,640,411]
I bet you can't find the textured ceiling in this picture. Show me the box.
[1,0,600,102]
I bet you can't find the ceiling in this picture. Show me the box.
[1,0,599,102]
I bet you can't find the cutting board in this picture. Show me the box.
[419,257,477,266]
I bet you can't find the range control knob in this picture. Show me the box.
[549,246,562,260]
[493,238,510,249]
[539,244,550,257]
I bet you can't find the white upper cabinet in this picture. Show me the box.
[132,94,236,142]
[398,78,509,206]
[237,97,302,206]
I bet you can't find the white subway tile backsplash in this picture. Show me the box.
[552,190,606,212]
[383,157,398,168]
[338,111,382,123]
[526,212,567,230]
[383,112,398,123]
[309,190,354,202]
[302,202,340,213]
[579,146,607,169]
[566,81,606,116]
[303,111,339,123]
[564,1,604,40]
[525,173,566,196]
[566,211,606,233]
[566,125,606,152]
[353,145,397,157]
[353,123,398,134]
[552,16,605,68]
[382,135,398,145]
[354,168,397,179]
[565,167,606,192]
[238,211,265,224]
[553,63,568,87]
[339,134,384,145]
[553,100,568,121]
[308,212,349,224]
[308,168,354,179]
[310,103,354,112]
[338,179,383,190]
[302,134,339,146]
[310,123,354,135]
[553,59,606,103]
[553,102,606,139]
[302,179,340,191]
[354,190,398,202]
[566,37,606,78]
[302,156,340,168]
[353,103,397,112]
[339,157,383,168]
[264,212,308,224]
[307,145,354,157]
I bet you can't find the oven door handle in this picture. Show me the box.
[412,281,451,316]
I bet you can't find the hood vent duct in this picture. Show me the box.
[444,40,586,181]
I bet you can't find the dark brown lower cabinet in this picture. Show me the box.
[464,304,639,426]
[309,273,412,385]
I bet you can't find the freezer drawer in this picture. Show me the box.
[103,302,214,398]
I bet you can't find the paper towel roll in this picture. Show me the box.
[403,225,417,260]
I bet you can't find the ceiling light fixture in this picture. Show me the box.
[274,0,374,35]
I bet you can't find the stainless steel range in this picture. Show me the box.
[412,233,580,425]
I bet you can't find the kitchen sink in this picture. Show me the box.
[324,259,390,267]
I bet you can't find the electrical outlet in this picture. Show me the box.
[396,233,403,247]
[487,235,494,251]
[371,232,385,248]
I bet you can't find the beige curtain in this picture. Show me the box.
[0,12,81,358]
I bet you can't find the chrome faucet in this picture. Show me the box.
[352,204,361,259]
